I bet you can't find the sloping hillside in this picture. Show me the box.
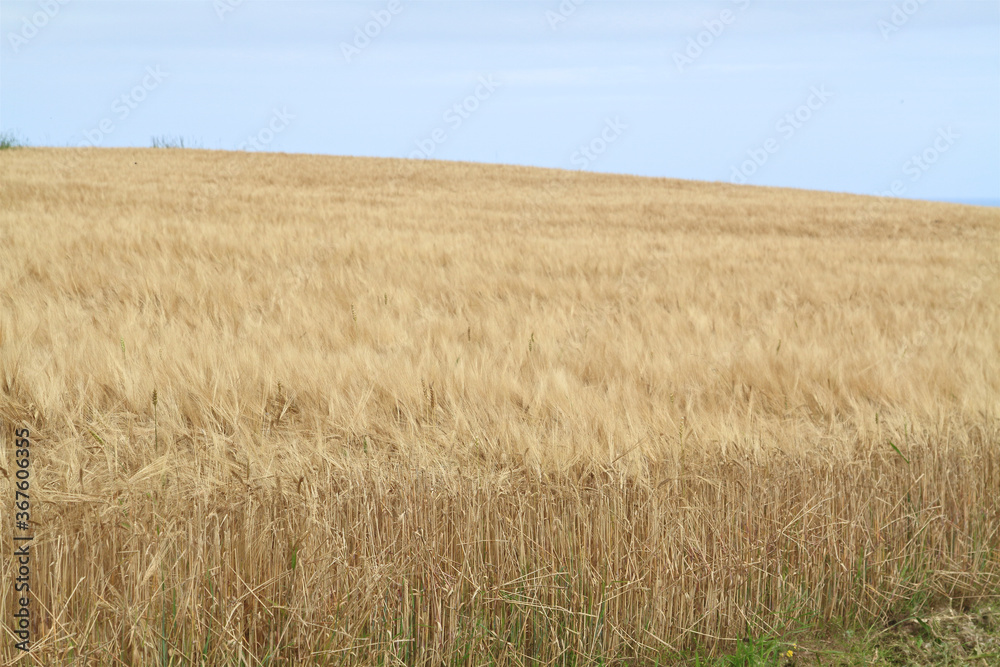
[1,147,998,664]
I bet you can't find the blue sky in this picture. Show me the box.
[2,0,998,205]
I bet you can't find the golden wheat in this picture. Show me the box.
[0,147,998,664]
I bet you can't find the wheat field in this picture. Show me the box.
[1,147,998,665]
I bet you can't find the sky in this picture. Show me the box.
[1,0,998,205]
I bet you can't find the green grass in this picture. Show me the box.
[674,604,1000,666]
[0,130,26,149]
[150,135,196,149]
